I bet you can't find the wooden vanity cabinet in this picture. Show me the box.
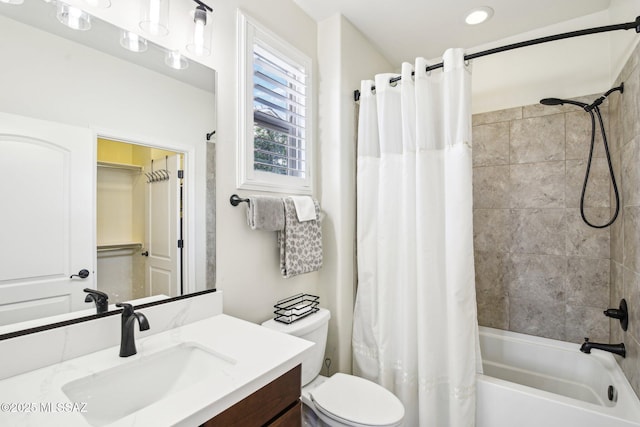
[203,364,302,427]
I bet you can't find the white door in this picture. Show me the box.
[0,112,95,325]
[145,155,181,297]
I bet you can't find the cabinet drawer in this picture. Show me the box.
[267,401,301,427]
[204,364,301,426]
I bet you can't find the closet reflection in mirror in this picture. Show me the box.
[0,1,215,335]
[97,139,184,302]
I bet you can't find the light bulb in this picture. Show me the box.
[83,0,111,8]
[464,7,494,25]
[165,51,188,70]
[140,0,169,36]
[186,5,212,56]
[120,31,148,53]
[57,2,91,31]
[193,16,205,54]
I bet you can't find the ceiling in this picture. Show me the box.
[293,0,613,65]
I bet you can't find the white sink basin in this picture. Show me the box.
[62,343,236,426]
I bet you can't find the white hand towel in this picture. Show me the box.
[290,196,317,221]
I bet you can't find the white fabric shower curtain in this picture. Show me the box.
[352,49,481,427]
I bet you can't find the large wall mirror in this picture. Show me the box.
[0,1,216,337]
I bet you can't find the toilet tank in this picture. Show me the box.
[261,308,331,386]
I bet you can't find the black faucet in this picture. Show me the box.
[83,288,109,314]
[115,303,150,357]
[580,338,626,358]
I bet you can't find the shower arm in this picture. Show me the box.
[584,83,624,112]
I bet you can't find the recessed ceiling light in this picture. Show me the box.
[465,6,494,25]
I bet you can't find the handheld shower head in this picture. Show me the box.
[539,98,588,108]
[540,98,565,106]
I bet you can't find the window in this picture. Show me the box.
[237,11,313,193]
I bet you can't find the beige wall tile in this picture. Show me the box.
[566,158,611,208]
[471,88,615,363]
[564,305,609,344]
[511,208,566,255]
[472,107,522,126]
[509,297,565,340]
[510,162,565,208]
[622,136,640,207]
[621,64,640,146]
[473,209,512,253]
[566,208,611,257]
[566,257,609,306]
[623,207,640,272]
[472,122,510,166]
[508,253,566,303]
[510,115,565,164]
[565,109,606,159]
[473,165,510,209]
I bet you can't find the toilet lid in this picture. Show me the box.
[310,373,404,426]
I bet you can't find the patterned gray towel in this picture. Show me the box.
[278,197,323,278]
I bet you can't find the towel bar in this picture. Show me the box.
[230,194,250,206]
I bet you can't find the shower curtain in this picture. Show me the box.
[352,49,482,426]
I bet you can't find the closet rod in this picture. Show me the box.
[353,16,640,102]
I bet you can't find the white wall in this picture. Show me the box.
[0,15,213,292]
[469,10,612,113]
[208,1,321,323]
[317,15,393,373]
[470,0,640,113]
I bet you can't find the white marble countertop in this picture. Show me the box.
[0,313,313,426]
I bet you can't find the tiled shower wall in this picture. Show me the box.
[472,97,612,344]
[610,41,640,395]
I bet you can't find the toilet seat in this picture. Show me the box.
[309,373,404,427]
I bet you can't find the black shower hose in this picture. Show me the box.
[580,105,620,228]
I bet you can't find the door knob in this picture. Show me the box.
[141,251,149,257]
[70,269,90,279]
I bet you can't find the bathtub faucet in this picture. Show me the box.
[580,338,626,358]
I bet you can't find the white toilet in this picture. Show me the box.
[262,308,405,427]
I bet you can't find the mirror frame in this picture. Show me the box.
[0,289,217,341]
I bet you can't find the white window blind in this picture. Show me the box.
[237,11,313,194]
[253,44,307,178]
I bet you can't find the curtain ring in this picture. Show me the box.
[464,59,471,67]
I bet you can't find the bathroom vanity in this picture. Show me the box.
[0,291,312,426]
[204,365,302,426]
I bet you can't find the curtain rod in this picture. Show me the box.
[353,16,640,102]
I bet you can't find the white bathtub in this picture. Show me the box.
[477,326,640,427]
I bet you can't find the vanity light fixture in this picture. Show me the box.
[139,0,170,36]
[464,6,494,25]
[0,0,25,5]
[120,30,148,52]
[57,2,91,31]
[165,50,188,70]
[186,0,213,56]
[83,0,111,8]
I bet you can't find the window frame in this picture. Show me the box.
[237,10,314,194]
